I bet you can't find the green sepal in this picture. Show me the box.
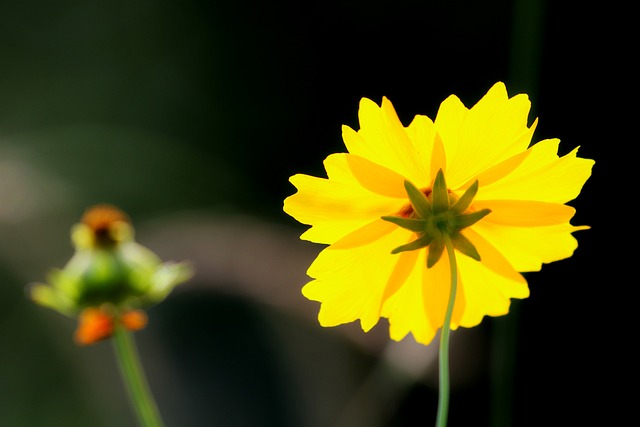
[427,233,445,268]
[404,180,432,218]
[451,232,481,261]
[431,169,449,215]
[456,209,492,229]
[28,282,76,317]
[147,261,194,302]
[381,215,428,232]
[385,170,490,268]
[451,180,479,214]
[391,234,434,254]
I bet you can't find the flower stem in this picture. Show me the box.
[112,325,165,427]
[435,233,458,427]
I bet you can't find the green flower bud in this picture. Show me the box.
[29,204,193,317]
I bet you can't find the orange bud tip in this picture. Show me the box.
[74,308,114,346]
[121,310,148,332]
[81,204,130,232]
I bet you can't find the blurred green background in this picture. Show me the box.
[0,0,629,426]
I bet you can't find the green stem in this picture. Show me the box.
[435,233,458,427]
[112,325,165,427]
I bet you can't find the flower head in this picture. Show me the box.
[284,82,594,345]
[29,204,193,344]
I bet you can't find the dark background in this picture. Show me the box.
[0,1,631,426]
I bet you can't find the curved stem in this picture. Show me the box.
[435,233,458,427]
[112,325,165,427]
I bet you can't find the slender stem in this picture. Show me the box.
[112,325,165,427]
[435,233,458,427]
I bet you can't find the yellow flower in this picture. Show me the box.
[283,82,594,346]
[29,204,193,344]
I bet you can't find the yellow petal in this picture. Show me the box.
[473,200,576,226]
[423,248,467,331]
[342,97,427,184]
[284,164,405,244]
[463,228,530,286]
[455,253,528,327]
[380,249,439,345]
[430,132,447,182]
[436,82,535,187]
[380,248,467,345]
[478,140,595,203]
[339,154,408,199]
[433,93,467,175]
[405,114,437,186]
[456,148,530,191]
[471,220,586,272]
[330,218,397,250]
[303,226,414,332]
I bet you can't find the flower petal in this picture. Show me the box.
[436,82,536,187]
[303,226,415,332]
[380,249,438,344]
[342,153,408,198]
[455,253,528,327]
[330,218,397,250]
[284,156,405,244]
[471,220,587,272]
[462,228,528,287]
[424,248,467,330]
[456,149,530,191]
[473,200,576,226]
[478,139,595,203]
[342,97,427,185]
[381,248,466,344]
[405,114,437,185]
